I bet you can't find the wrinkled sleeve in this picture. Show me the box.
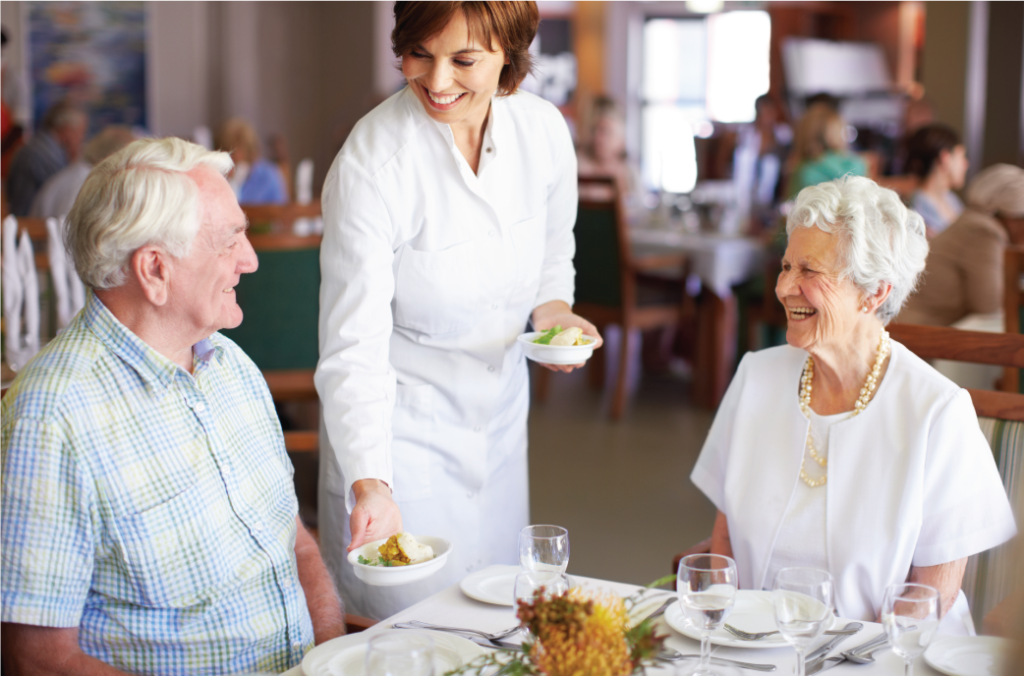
[534,110,578,310]
[1,417,94,626]
[913,388,1017,566]
[315,157,396,514]
[690,354,750,513]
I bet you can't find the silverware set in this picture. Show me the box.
[724,622,861,641]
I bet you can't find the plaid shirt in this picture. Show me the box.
[1,293,314,674]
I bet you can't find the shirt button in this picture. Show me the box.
[488,365,495,372]
[491,303,498,310]
[466,491,474,499]
[253,520,265,532]
[488,230,496,237]
[486,147,492,153]
[193,401,206,413]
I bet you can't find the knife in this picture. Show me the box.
[805,622,862,665]
[806,656,845,675]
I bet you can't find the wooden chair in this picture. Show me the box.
[1003,246,1024,393]
[345,614,377,634]
[221,231,323,454]
[538,176,693,419]
[242,202,321,235]
[672,325,1024,624]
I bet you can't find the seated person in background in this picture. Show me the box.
[576,96,644,209]
[5,99,87,216]
[691,176,1015,634]
[733,94,792,229]
[1,138,344,675]
[905,124,967,237]
[217,116,289,205]
[29,125,135,219]
[898,164,1024,326]
[786,103,866,199]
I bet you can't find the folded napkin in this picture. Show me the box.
[46,216,86,329]
[4,220,41,371]
[294,158,316,235]
[3,215,24,367]
[192,126,213,151]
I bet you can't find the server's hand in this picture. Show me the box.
[348,479,403,552]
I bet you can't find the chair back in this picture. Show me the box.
[242,203,321,233]
[887,322,1024,627]
[220,233,322,371]
[573,176,631,308]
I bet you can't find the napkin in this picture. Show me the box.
[3,215,24,368]
[46,216,86,329]
[4,224,41,371]
[293,158,317,235]
[192,126,213,150]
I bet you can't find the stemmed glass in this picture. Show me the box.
[514,570,571,606]
[881,583,941,676]
[677,553,738,676]
[518,525,569,573]
[365,632,435,676]
[772,567,834,676]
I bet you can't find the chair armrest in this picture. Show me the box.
[631,253,688,272]
[672,537,713,575]
[345,614,378,634]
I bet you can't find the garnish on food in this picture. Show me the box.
[358,533,435,567]
[533,326,586,346]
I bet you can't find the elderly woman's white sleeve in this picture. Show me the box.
[912,388,1018,567]
[690,354,751,512]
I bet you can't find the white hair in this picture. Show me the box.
[65,137,234,289]
[786,175,929,324]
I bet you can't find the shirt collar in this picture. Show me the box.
[83,292,222,390]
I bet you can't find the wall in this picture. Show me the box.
[981,1,1024,168]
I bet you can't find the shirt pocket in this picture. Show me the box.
[390,382,435,503]
[111,479,230,608]
[393,240,484,335]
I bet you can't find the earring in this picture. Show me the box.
[861,306,869,313]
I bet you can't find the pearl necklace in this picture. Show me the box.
[798,328,891,488]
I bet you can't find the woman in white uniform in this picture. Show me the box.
[690,176,1016,634]
[315,1,600,620]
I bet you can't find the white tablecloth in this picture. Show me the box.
[630,228,767,298]
[286,566,951,675]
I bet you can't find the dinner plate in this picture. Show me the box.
[302,630,486,676]
[517,331,598,365]
[665,589,836,649]
[460,564,580,606]
[347,535,452,587]
[923,636,1014,676]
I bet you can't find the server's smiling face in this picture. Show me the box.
[776,225,865,352]
[401,10,507,129]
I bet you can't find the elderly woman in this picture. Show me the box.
[691,176,1016,633]
[898,164,1024,326]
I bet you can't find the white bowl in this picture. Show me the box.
[347,535,453,587]
[517,331,598,365]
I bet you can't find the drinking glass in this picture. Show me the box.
[365,632,434,676]
[677,553,738,676]
[513,570,571,607]
[772,567,834,676]
[881,583,941,676]
[518,525,569,573]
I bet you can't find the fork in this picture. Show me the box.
[655,650,776,671]
[841,632,892,664]
[724,623,861,641]
[392,620,521,641]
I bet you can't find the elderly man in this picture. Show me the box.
[1,138,344,674]
[6,99,87,215]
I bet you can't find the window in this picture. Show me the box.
[640,11,771,192]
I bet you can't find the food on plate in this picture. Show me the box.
[533,326,586,346]
[357,533,435,567]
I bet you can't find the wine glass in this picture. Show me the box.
[677,553,738,676]
[514,570,570,606]
[518,525,569,573]
[365,632,435,676]
[881,583,941,676]
[772,567,834,676]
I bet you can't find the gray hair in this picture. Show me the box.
[65,137,234,289]
[786,175,928,324]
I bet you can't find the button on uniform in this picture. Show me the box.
[488,365,495,372]
[193,401,206,413]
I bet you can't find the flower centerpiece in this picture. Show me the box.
[446,577,673,676]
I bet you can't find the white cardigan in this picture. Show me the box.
[691,342,1016,626]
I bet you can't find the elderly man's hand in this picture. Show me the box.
[348,479,403,552]
[531,300,603,373]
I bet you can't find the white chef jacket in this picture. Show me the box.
[691,341,1016,630]
[315,86,577,618]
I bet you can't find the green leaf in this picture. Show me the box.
[533,326,562,345]
[645,574,677,590]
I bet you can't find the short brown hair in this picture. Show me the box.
[392,1,539,97]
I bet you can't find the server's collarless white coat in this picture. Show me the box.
[315,87,578,619]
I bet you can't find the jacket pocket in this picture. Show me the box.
[393,240,483,335]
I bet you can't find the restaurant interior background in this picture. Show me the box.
[1,0,1023,588]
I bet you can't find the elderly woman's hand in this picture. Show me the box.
[531,300,603,373]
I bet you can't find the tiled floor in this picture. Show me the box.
[526,364,717,587]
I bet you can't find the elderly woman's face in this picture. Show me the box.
[401,11,507,129]
[776,226,866,352]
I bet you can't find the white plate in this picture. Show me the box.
[665,589,836,649]
[517,331,598,365]
[302,630,486,676]
[347,535,452,587]
[924,636,1014,676]
[460,564,579,606]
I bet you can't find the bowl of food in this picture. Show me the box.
[518,327,599,365]
[347,533,453,587]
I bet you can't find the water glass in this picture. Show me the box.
[513,570,570,607]
[881,583,941,676]
[772,567,834,676]
[518,524,569,573]
[677,553,738,676]
[365,632,434,676]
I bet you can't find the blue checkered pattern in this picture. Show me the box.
[2,293,315,674]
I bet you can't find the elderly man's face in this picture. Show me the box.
[170,167,257,339]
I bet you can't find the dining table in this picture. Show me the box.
[284,566,965,675]
[629,225,768,409]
